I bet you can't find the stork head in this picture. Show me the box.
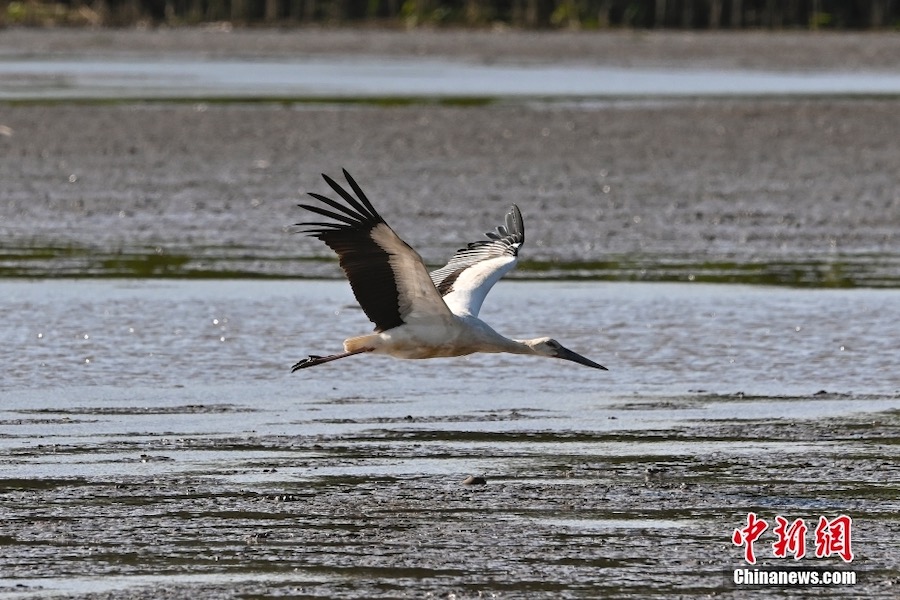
[526,337,607,370]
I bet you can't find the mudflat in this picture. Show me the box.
[1,29,899,283]
[3,27,900,70]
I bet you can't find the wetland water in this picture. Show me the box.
[2,28,900,599]
[2,280,900,598]
[6,57,900,101]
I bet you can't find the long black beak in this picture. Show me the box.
[556,346,608,370]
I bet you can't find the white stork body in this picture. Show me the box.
[291,170,606,372]
[345,314,523,360]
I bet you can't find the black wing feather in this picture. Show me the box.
[321,172,375,219]
[296,171,405,332]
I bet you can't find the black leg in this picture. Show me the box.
[290,348,372,372]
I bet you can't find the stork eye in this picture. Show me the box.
[547,340,560,349]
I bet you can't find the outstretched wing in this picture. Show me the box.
[429,205,524,317]
[297,169,453,332]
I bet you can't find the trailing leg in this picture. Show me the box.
[290,348,373,372]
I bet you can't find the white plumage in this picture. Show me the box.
[291,169,606,372]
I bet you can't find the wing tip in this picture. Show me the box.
[506,204,524,241]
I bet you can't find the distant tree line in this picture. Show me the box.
[3,0,900,29]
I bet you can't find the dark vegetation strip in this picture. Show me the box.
[2,245,899,287]
[4,0,900,30]
[6,94,900,110]
[0,96,497,108]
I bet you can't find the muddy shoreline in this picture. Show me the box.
[2,98,899,284]
[2,29,899,284]
[3,390,900,599]
[3,28,900,71]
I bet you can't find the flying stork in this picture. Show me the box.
[291,169,606,372]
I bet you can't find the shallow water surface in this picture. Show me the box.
[3,279,898,394]
[4,57,900,101]
[1,280,899,598]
